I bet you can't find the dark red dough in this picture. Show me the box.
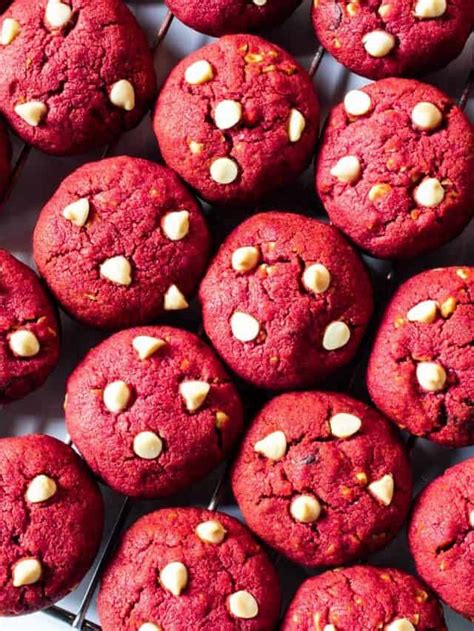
[98,507,281,631]
[199,212,373,390]
[281,564,446,630]
[231,391,412,567]
[312,0,474,80]
[316,78,474,259]
[0,121,11,199]
[0,434,104,615]
[0,0,156,155]
[154,34,319,206]
[0,249,60,404]
[33,156,210,330]
[409,457,474,621]
[166,0,302,37]
[65,326,243,498]
[368,266,474,447]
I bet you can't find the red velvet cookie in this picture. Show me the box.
[231,391,412,567]
[0,122,11,199]
[33,156,210,330]
[153,34,319,206]
[166,0,302,37]
[281,564,446,630]
[316,78,474,259]
[409,457,474,621]
[65,326,243,498]
[0,0,156,155]
[199,212,373,390]
[368,266,474,447]
[98,507,281,631]
[0,249,60,404]
[312,0,473,80]
[0,434,104,615]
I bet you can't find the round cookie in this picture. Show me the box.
[0,434,104,615]
[368,266,474,447]
[281,564,446,630]
[409,457,474,620]
[165,0,302,37]
[199,211,373,390]
[0,121,11,199]
[65,325,243,498]
[98,507,281,631]
[0,249,60,404]
[0,0,156,155]
[312,0,474,80]
[316,78,474,259]
[231,391,412,567]
[153,34,319,206]
[33,156,210,330]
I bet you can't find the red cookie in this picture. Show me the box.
[65,326,243,498]
[368,266,474,447]
[153,34,319,206]
[166,0,302,37]
[199,212,373,390]
[231,391,412,567]
[98,507,281,631]
[0,249,60,404]
[0,122,11,200]
[312,0,474,80]
[281,564,446,630]
[0,434,104,615]
[0,0,156,155]
[409,457,474,621]
[316,78,474,259]
[33,156,210,330]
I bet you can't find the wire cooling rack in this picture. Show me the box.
[0,1,473,629]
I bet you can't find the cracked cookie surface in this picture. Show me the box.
[65,326,243,498]
[231,391,412,567]
[98,507,281,631]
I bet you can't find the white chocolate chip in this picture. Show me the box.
[414,0,446,19]
[103,380,132,413]
[228,591,259,619]
[62,198,89,227]
[416,361,446,392]
[362,30,396,58]
[411,102,442,131]
[368,474,394,506]
[14,101,47,127]
[196,520,227,544]
[12,558,42,587]
[322,321,351,351]
[344,90,372,117]
[1,18,21,45]
[100,256,132,286]
[253,0,267,5]
[132,336,166,360]
[160,562,188,596]
[139,624,161,631]
[161,211,190,241]
[210,158,239,185]
[386,619,415,631]
[45,0,72,29]
[230,311,260,343]
[469,510,474,528]
[9,330,40,358]
[330,156,361,184]
[185,60,213,85]
[414,178,445,208]
[109,80,135,111]
[133,431,163,459]
[163,285,188,310]
[407,300,438,324]
[232,246,260,273]
[290,495,321,523]
[254,430,287,460]
[214,100,242,130]
[330,413,361,438]
[288,108,306,142]
[26,475,57,503]
[303,263,331,294]
[179,380,210,412]
[324,626,336,631]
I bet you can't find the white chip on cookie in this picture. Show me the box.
[9,330,40,358]
[414,0,446,19]
[254,430,287,460]
[179,380,210,412]
[329,413,361,438]
[210,158,239,185]
[230,311,260,342]
[411,102,442,131]
[26,474,57,504]
[100,256,132,286]
[185,60,213,85]
[45,0,72,29]
[133,431,163,460]
[109,80,135,111]
[290,495,321,523]
[160,562,188,596]
[214,100,242,130]
[62,198,90,227]
[407,300,438,324]
[344,90,372,116]
[386,619,416,631]
[330,156,361,184]
[1,18,21,46]
[12,558,42,587]
[15,101,48,127]
[414,178,445,207]
[368,473,394,506]
[322,322,351,351]
[161,211,190,241]
[231,246,260,273]
[362,30,396,58]
[288,108,306,142]
[228,591,259,619]
[132,336,166,360]
[164,285,188,310]
[303,263,331,294]
[103,380,132,413]
[416,361,446,392]
[196,520,227,544]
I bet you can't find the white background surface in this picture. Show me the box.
[0,0,473,629]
